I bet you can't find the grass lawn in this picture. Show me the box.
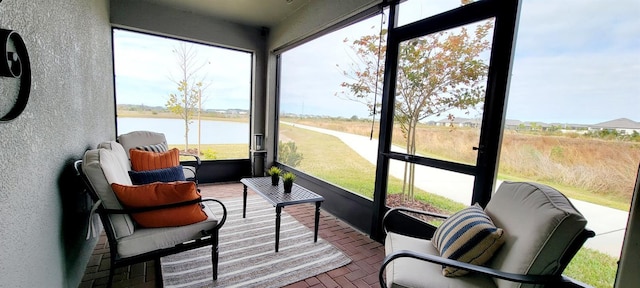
[281,123,617,288]
[281,123,465,213]
[169,143,249,160]
[565,248,617,288]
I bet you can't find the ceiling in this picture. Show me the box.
[141,0,310,28]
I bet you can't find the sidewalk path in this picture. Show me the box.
[284,122,628,257]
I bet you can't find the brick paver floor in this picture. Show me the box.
[79,182,385,288]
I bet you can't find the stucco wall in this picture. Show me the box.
[0,0,113,287]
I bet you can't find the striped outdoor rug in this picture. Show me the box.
[160,197,351,288]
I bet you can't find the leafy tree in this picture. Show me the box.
[278,141,304,167]
[338,16,492,200]
[631,131,640,142]
[166,43,209,150]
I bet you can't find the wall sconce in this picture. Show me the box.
[254,133,264,151]
[1,29,31,122]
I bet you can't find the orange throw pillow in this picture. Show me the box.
[130,148,180,171]
[111,181,207,228]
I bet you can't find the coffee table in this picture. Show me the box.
[241,177,324,252]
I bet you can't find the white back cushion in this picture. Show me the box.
[82,149,135,239]
[485,182,587,288]
[117,131,167,158]
[97,141,131,171]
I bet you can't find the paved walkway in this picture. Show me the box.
[284,122,628,257]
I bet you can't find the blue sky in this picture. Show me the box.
[114,0,639,125]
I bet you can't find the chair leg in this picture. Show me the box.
[154,258,163,288]
[212,234,219,280]
[107,266,115,288]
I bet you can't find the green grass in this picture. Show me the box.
[281,123,617,288]
[168,144,249,160]
[280,124,378,198]
[281,124,464,214]
[564,248,618,288]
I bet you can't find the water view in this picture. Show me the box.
[117,117,249,145]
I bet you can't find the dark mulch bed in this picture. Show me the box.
[385,194,449,223]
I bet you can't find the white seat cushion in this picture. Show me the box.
[485,182,588,288]
[117,200,220,257]
[182,165,196,179]
[385,232,496,288]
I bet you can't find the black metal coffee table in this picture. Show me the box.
[241,177,324,252]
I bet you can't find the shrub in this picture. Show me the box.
[278,141,303,167]
[201,148,217,160]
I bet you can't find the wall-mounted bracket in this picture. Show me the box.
[1,29,31,122]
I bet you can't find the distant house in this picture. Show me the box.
[590,118,640,134]
[435,117,481,128]
[433,117,640,135]
[504,119,522,130]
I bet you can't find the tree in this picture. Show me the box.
[166,43,209,150]
[338,19,492,201]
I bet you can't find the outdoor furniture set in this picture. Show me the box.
[75,130,593,288]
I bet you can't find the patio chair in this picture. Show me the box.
[117,130,201,184]
[75,143,226,288]
[379,181,595,288]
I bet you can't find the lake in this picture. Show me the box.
[117,118,249,144]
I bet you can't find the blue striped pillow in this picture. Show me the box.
[432,204,505,277]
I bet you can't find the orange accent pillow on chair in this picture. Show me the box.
[129,148,180,171]
[111,181,207,228]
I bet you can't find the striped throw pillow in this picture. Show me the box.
[135,142,168,153]
[432,204,505,277]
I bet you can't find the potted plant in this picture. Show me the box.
[268,166,281,186]
[282,171,296,193]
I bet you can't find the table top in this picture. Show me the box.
[241,177,324,207]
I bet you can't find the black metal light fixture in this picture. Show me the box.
[0,28,31,122]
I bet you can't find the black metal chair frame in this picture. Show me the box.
[379,207,595,288]
[178,153,201,184]
[74,160,227,288]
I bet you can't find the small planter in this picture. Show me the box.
[268,166,282,186]
[282,171,296,193]
[283,181,293,193]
